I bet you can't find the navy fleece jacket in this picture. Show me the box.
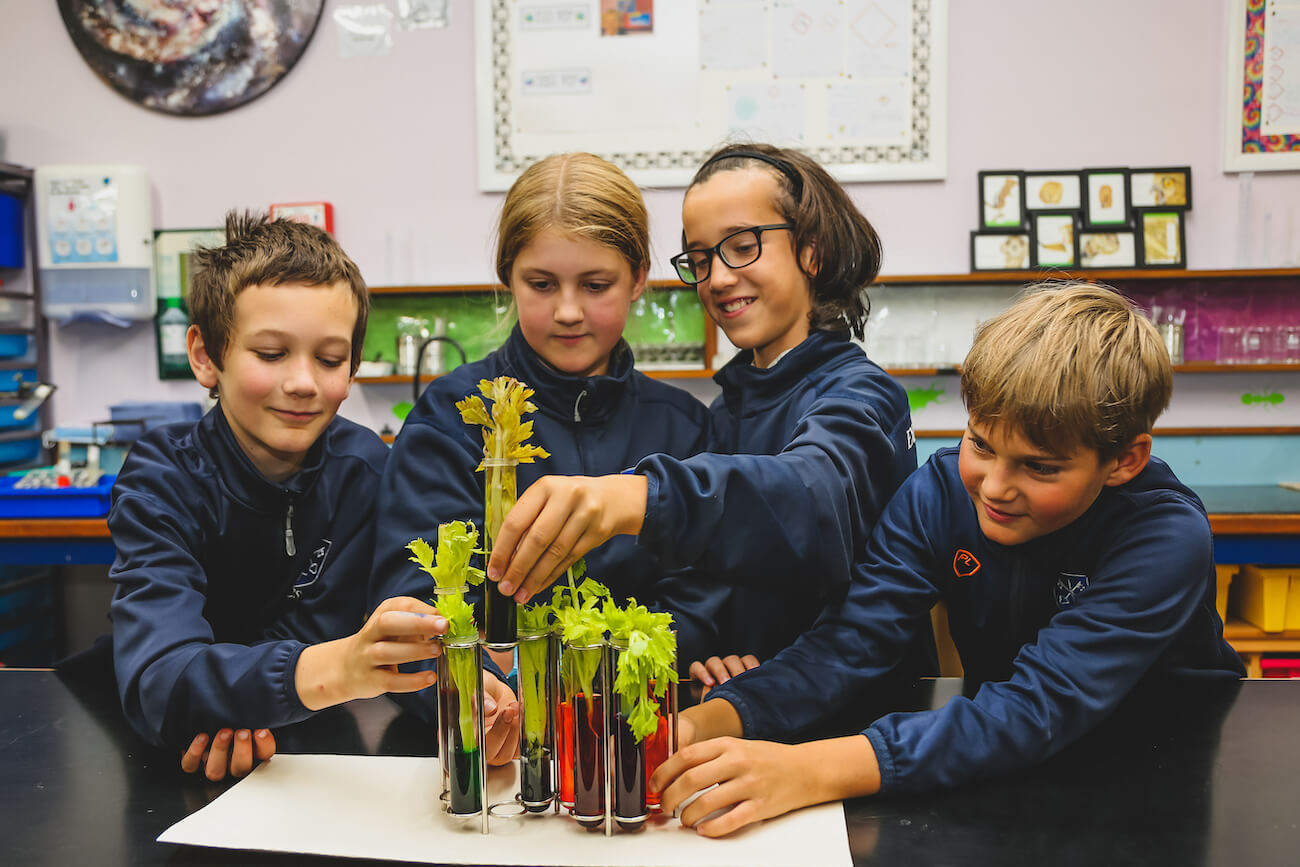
[635,330,926,663]
[108,407,389,749]
[710,449,1245,792]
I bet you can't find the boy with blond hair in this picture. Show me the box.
[652,283,1244,836]
[109,212,517,781]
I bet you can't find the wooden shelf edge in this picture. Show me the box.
[874,267,1300,285]
[0,518,109,538]
[915,427,1300,438]
[368,279,689,296]
[370,269,1300,295]
[1209,514,1300,535]
[358,367,714,385]
[888,364,1300,375]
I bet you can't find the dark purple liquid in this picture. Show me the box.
[572,693,605,826]
[483,583,516,646]
[614,712,647,830]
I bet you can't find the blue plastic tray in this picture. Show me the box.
[0,474,115,518]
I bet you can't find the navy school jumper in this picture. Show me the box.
[108,408,391,749]
[635,329,936,671]
[370,325,722,676]
[709,448,1245,793]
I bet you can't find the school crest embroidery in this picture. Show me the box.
[953,549,981,577]
[290,539,333,599]
[1055,572,1088,608]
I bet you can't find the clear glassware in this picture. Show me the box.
[560,640,607,828]
[481,457,519,648]
[517,627,556,812]
[1217,326,1245,364]
[437,634,485,817]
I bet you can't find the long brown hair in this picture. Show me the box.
[688,143,881,340]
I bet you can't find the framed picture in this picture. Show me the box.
[971,231,1032,272]
[1083,169,1130,227]
[979,171,1025,229]
[1130,167,1192,209]
[1024,172,1082,211]
[1078,230,1138,269]
[1137,210,1185,268]
[1223,0,1300,172]
[154,228,225,301]
[1031,211,1078,268]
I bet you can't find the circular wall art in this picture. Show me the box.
[58,0,324,117]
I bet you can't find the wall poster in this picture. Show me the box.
[475,0,948,190]
[1223,0,1300,171]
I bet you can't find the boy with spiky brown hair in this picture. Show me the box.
[108,212,518,781]
[652,283,1244,836]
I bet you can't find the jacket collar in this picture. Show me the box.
[715,329,856,411]
[498,324,633,425]
[196,404,327,507]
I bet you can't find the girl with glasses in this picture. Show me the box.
[485,143,936,687]
[370,152,724,683]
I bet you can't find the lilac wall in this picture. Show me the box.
[1,0,1298,432]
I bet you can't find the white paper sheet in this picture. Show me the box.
[159,754,852,867]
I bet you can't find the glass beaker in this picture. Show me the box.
[396,316,430,375]
[517,627,556,812]
[1216,326,1244,364]
[437,634,484,816]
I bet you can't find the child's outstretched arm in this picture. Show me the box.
[650,728,881,837]
[295,596,446,709]
[485,473,648,600]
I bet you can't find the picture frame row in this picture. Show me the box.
[979,167,1191,231]
[971,209,1186,272]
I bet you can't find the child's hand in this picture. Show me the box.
[482,672,521,766]
[180,728,276,782]
[296,596,448,710]
[650,737,807,836]
[651,734,881,838]
[485,474,648,602]
[689,654,761,694]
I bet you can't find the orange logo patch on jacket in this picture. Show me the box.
[953,549,981,577]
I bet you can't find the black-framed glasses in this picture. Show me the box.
[670,224,793,285]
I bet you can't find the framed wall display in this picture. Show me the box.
[57,1,324,116]
[474,0,949,190]
[1083,169,1130,227]
[1024,171,1082,211]
[979,171,1025,229]
[154,228,225,301]
[971,231,1031,271]
[1078,230,1138,268]
[1031,211,1078,268]
[1136,210,1186,268]
[1223,0,1300,171]
[1130,167,1192,209]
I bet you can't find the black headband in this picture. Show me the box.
[700,149,803,201]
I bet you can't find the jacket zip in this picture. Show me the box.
[573,389,587,422]
[284,502,297,557]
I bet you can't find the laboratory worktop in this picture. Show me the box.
[1,665,1295,867]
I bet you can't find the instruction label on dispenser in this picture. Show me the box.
[47,175,118,264]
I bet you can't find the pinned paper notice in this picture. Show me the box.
[335,5,394,57]
[159,754,853,867]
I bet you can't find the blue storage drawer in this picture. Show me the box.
[0,474,115,517]
[0,192,22,270]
